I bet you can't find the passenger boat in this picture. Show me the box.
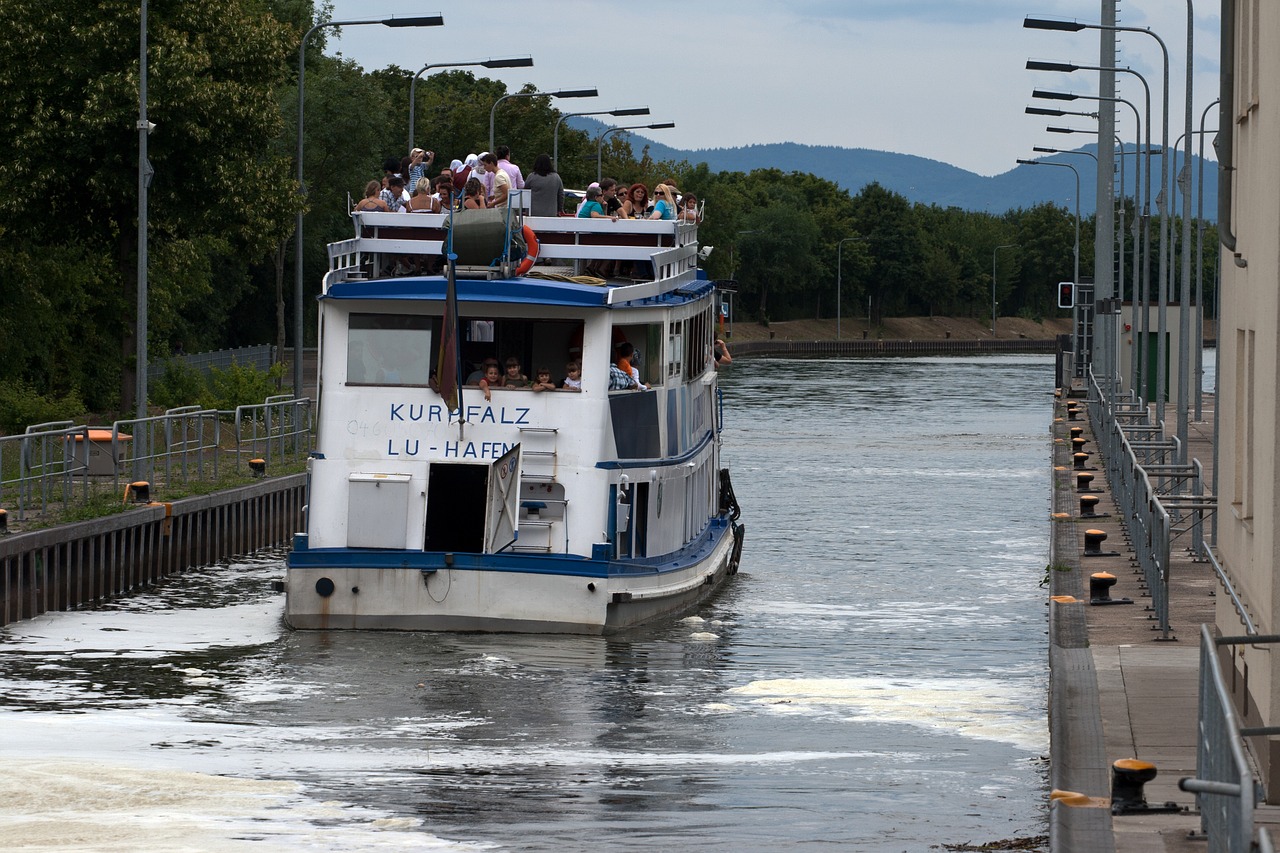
[283,192,744,633]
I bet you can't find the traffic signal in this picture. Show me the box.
[1057,281,1075,309]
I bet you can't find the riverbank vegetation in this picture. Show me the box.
[0,0,1220,419]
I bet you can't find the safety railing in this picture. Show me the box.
[112,407,223,489]
[0,423,94,521]
[0,398,313,527]
[1086,368,1216,638]
[232,396,313,472]
[1180,625,1278,853]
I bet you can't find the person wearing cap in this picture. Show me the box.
[452,155,476,191]
[407,148,435,192]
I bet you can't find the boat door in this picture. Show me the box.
[483,444,522,553]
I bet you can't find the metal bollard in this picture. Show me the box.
[1079,494,1104,518]
[0,507,6,534]
[1112,759,1181,815]
[1089,571,1117,601]
[249,458,266,478]
[127,481,151,504]
[1071,436,1088,454]
[1069,426,1084,441]
[1089,571,1132,605]
[1073,452,1091,470]
[1083,528,1120,557]
[1075,471,1095,491]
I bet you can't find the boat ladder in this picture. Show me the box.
[514,427,567,553]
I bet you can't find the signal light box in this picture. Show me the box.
[1057,281,1075,309]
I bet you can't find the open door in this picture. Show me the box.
[484,443,522,553]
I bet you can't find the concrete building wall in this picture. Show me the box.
[1215,0,1280,796]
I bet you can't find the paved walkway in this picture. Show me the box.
[1048,393,1280,851]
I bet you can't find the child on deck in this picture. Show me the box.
[531,367,557,392]
[502,356,530,389]
[561,361,582,392]
[478,362,502,401]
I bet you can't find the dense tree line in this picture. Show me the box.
[0,1,1219,415]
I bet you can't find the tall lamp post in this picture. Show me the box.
[408,56,532,153]
[489,87,597,153]
[596,123,675,182]
[991,244,1017,336]
[1029,61,1154,396]
[729,230,760,340]
[296,14,444,396]
[136,0,151,471]
[553,107,649,171]
[1017,157,1081,299]
[836,237,866,341]
[1025,15,1173,420]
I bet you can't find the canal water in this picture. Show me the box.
[0,356,1051,852]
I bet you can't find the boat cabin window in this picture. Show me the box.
[671,306,714,382]
[347,313,437,386]
[612,323,663,388]
[460,318,584,386]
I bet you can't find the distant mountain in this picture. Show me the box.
[568,117,1218,220]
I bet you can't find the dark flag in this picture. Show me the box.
[435,254,460,413]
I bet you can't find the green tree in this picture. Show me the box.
[0,0,297,410]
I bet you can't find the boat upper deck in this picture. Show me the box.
[324,209,704,306]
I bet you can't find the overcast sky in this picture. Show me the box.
[324,1,1221,177]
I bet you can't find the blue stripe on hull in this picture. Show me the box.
[287,516,733,578]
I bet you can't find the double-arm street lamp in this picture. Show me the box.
[553,107,649,171]
[408,56,532,153]
[489,87,598,153]
[295,14,444,396]
[596,123,675,182]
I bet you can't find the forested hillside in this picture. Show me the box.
[0,0,1220,417]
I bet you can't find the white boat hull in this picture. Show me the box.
[285,519,741,634]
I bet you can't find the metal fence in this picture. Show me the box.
[0,398,312,524]
[1180,625,1280,853]
[145,344,275,381]
[1085,372,1216,638]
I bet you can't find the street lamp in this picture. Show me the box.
[489,87,597,153]
[992,245,1017,336]
[729,230,760,340]
[596,123,675,182]
[408,56,532,153]
[1028,59,1156,394]
[295,14,444,396]
[553,107,649,171]
[1026,14,1173,420]
[1017,158,1080,296]
[1033,145,1097,164]
[836,237,866,341]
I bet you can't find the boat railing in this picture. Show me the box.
[328,212,699,286]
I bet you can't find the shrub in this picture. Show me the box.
[0,381,87,435]
[149,360,208,410]
[203,361,285,411]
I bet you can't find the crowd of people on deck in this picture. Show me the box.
[354,144,704,223]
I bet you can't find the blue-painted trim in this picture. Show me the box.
[288,516,731,578]
[323,277,611,308]
[596,429,714,470]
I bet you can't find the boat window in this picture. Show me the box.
[460,318,584,387]
[613,323,663,387]
[347,313,436,387]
